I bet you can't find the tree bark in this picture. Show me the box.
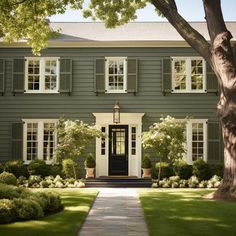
[151,0,236,199]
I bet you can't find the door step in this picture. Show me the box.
[85,178,152,188]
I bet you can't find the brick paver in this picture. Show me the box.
[78,188,149,236]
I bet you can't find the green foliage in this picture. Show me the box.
[27,175,42,187]
[62,159,79,179]
[155,162,174,179]
[142,116,186,161]
[0,183,63,224]
[27,159,48,177]
[84,153,96,168]
[141,155,152,169]
[36,192,63,214]
[0,0,84,55]
[13,198,43,220]
[210,162,223,178]
[0,171,17,186]
[49,164,62,177]
[83,0,148,28]
[193,159,211,181]
[0,163,4,174]
[4,160,28,178]
[55,119,102,162]
[0,199,16,224]
[173,160,192,180]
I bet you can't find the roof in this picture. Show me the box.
[0,22,236,47]
[49,22,236,42]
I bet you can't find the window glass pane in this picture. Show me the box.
[173,60,186,90]
[45,60,57,91]
[26,123,38,161]
[111,128,126,155]
[131,127,136,155]
[191,59,203,90]
[43,123,56,161]
[27,59,40,91]
[192,122,204,162]
[101,127,106,155]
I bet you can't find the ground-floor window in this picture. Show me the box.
[185,119,207,164]
[23,119,57,163]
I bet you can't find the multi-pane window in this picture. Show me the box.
[131,127,136,155]
[26,123,38,161]
[172,58,205,92]
[184,119,207,164]
[25,58,59,93]
[111,128,125,155]
[101,127,106,155]
[24,120,57,163]
[105,57,127,93]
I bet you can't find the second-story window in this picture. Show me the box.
[25,57,59,93]
[172,57,206,93]
[105,57,127,93]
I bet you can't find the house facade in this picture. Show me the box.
[0,22,235,178]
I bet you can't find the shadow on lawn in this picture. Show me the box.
[140,189,236,236]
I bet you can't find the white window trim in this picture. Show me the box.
[185,119,208,165]
[25,57,60,94]
[105,57,127,93]
[22,119,58,164]
[171,57,206,93]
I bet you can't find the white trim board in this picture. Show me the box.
[93,113,144,178]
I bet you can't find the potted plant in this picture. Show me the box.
[84,153,96,178]
[141,155,152,178]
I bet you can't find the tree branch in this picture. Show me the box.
[151,0,211,61]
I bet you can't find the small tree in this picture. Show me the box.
[54,119,102,178]
[142,116,186,181]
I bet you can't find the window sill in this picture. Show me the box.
[171,90,207,94]
[105,90,127,94]
[24,91,59,94]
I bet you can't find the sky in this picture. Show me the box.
[50,0,236,22]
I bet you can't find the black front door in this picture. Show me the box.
[109,125,128,176]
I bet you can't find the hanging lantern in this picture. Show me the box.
[113,101,120,124]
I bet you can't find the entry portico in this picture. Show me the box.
[93,113,144,178]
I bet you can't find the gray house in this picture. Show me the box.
[0,22,235,178]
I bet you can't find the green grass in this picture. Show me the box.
[139,189,236,236]
[0,189,98,236]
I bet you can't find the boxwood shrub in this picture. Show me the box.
[193,159,211,181]
[28,159,49,177]
[155,162,174,179]
[0,171,17,186]
[0,183,63,224]
[173,160,192,180]
[4,160,28,178]
[62,159,79,178]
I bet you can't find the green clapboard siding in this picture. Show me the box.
[162,58,172,95]
[206,62,219,94]
[11,123,23,160]
[59,58,72,93]
[208,122,221,161]
[0,59,5,94]
[0,47,223,163]
[12,58,25,94]
[127,58,138,93]
[94,58,105,93]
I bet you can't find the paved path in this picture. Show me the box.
[78,188,149,236]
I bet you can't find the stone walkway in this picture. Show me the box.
[78,188,149,236]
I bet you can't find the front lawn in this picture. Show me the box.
[139,189,236,236]
[0,189,98,236]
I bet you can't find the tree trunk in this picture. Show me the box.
[151,0,236,200]
[158,158,162,182]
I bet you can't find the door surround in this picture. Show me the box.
[93,113,144,178]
